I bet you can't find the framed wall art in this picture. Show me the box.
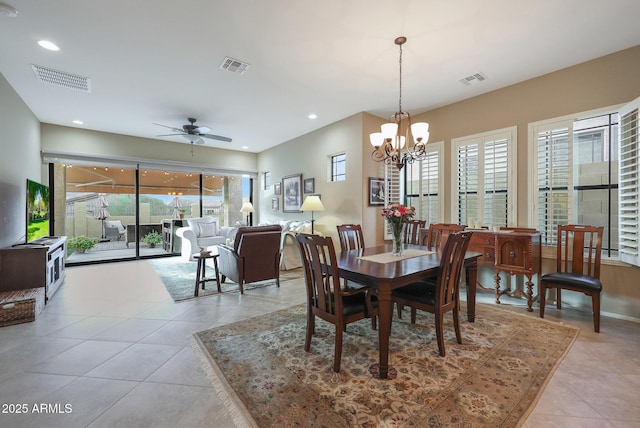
[368,177,386,206]
[304,177,315,193]
[274,182,281,195]
[282,173,302,212]
[271,197,279,211]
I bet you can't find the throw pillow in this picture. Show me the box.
[199,222,216,238]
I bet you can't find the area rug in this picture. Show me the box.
[191,303,578,427]
[147,258,304,302]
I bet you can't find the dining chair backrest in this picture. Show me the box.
[297,233,343,317]
[421,223,466,250]
[437,231,473,307]
[336,224,365,252]
[404,220,427,245]
[556,224,603,278]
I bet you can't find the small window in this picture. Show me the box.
[330,153,346,182]
[263,171,271,190]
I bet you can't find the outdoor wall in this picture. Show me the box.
[0,73,42,247]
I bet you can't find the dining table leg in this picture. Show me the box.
[465,259,478,322]
[376,285,393,379]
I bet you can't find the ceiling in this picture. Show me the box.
[1,1,639,154]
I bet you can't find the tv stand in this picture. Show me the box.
[0,236,67,302]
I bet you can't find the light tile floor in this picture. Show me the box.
[0,260,638,427]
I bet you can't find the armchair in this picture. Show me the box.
[103,220,125,241]
[217,225,282,294]
[175,216,236,261]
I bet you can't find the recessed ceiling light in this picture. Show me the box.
[72,120,83,125]
[308,113,317,119]
[242,146,249,150]
[37,40,60,51]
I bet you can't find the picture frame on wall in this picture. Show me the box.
[304,177,315,193]
[368,177,386,206]
[282,173,303,212]
[271,197,279,211]
[274,182,281,195]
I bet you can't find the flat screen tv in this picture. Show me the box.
[26,179,50,243]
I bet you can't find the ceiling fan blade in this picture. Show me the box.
[153,123,184,133]
[193,126,212,134]
[156,133,185,137]
[201,133,232,142]
[194,137,206,145]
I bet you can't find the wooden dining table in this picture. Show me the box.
[337,243,481,379]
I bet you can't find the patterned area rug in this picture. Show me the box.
[148,257,304,301]
[192,303,578,427]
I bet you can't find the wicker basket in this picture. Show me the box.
[0,288,45,327]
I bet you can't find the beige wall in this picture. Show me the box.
[395,45,640,321]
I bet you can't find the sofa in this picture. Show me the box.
[258,220,316,270]
[217,225,282,294]
[175,216,237,261]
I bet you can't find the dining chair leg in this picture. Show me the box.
[556,288,562,309]
[453,305,462,344]
[593,293,601,333]
[435,312,446,357]
[305,313,314,351]
[539,284,547,319]
[334,324,344,372]
[410,308,417,324]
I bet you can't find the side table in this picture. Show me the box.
[193,248,221,297]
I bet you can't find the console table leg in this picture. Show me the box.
[495,272,502,304]
[526,277,534,312]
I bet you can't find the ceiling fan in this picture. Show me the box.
[153,117,232,145]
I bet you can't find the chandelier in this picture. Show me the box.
[370,36,430,170]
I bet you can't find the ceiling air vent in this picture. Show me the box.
[219,56,250,75]
[459,72,487,86]
[31,64,91,92]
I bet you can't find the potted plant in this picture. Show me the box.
[142,230,162,248]
[67,235,96,253]
[179,209,186,219]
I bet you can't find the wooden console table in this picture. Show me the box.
[467,230,541,311]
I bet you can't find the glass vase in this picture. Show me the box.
[391,222,405,256]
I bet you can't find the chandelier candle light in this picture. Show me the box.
[382,203,416,256]
[370,36,430,170]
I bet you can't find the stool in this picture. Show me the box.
[193,249,221,297]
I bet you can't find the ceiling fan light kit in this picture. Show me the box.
[154,117,232,144]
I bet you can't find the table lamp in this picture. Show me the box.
[300,195,325,234]
[240,202,254,225]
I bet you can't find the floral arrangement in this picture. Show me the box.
[381,204,416,256]
[381,203,416,224]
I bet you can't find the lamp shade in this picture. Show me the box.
[300,195,325,212]
[240,202,254,213]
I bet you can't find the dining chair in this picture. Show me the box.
[336,224,365,252]
[539,224,604,332]
[296,233,378,372]
[392,231,472,356]
[420,223,466,250]
[404,220,427,245]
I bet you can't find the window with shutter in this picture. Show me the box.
[530,109,620,255]
[619,98,640,267]
[453,127,517,228]
[405,141,443,224]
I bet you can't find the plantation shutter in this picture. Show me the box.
[383,163,403,239]
[457,143,479,225]
[535,123,573,245]
[618,97,640,267]
[483,139,509,228]
[420,149,441,224]
[453,127,516,228]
